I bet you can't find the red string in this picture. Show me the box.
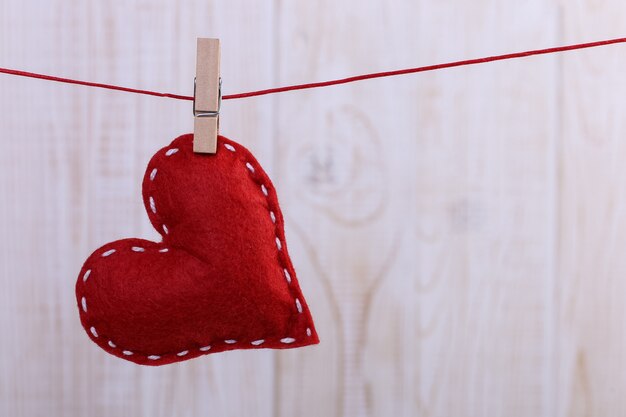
[0,68,193,101]
[1,37,625,101]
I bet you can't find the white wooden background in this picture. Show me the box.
[1,1,626,416]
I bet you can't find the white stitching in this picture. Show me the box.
[242,154,312,349]
[149,196,156,214]
[80,143,315,362]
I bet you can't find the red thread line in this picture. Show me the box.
[1,37,625,101]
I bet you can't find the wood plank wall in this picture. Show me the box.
[1,1,625,416]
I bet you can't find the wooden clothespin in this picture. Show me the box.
[193,38,221,153]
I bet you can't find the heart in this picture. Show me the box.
[75,134,319,365]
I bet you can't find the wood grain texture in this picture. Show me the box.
[558,3,626,417]
[1,0,625,416]
[275,1,560,416]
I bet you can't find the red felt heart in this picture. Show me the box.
[75,134,319,365]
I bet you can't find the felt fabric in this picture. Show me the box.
[75,134,319,366]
